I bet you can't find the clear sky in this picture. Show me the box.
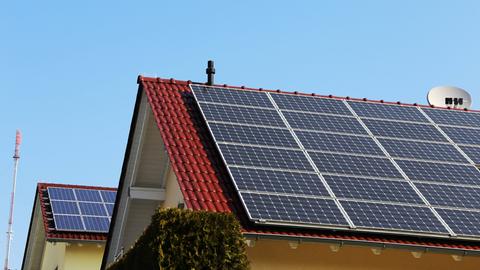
[1,1,480,268]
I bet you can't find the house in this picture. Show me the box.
[103,74,480,269]
[22,183,116,270]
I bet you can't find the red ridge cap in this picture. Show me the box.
[137,76,479,113]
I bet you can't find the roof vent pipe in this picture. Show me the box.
[206,60,215,85]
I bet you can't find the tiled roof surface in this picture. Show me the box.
[139,76,480,252]
[37,182,116,241]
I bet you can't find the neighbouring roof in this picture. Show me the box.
[132,76,480,252]
[36,182,116,241]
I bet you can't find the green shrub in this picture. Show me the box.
[108,208,250,270]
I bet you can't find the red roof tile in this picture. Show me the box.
[139,75,480,252]
[37,182,116,241]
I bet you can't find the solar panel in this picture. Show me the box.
[101,190,117,203]
[364,120,447,142]
[75,189,102,202]
[436,209,480,237]
[296,131,383,155]
[83,216,110,232]
[325,175,423,204]
[416,183,480,209]
[79,202,108,216]
[53,215,84,231]
[209,123,297,148]
[379,139,468,163]
[241,192,349,226]
[51,201,80,215]
[201,103,285,127]
[348,101,428,123]
[230,167,329,196]
[423,108,480,128]
[47,187,116,233]
[395,160,480,185]
[219,144,313,171]
[284,111,367,134]
[192,85,273,108]
[309,152,403,179]
[441,126,480,145]
[48,188,76,201]
[341,201,448,233]
[191,85,480,240]
[271,93,352,115]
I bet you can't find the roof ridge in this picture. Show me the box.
[37,182,116,191]
[138,75,478,113]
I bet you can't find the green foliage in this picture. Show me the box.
[107,208,250,270]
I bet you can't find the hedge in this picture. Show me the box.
[107,208,250,270]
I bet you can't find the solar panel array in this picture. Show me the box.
[191,84,480,239]
[47,187,116,233]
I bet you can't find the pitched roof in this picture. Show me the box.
[138,76,480,252]
[36,182,116,241]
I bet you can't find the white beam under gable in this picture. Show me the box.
[128,186,165,201]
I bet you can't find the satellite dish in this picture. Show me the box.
[427,86,472,109]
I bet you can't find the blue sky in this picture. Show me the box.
[1,1,479,268]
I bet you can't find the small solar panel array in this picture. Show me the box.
[47,187,116,233]
[191,85,480,239]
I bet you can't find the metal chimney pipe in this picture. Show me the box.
[206,60,215,85]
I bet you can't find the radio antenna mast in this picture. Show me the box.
[4,130,21,270]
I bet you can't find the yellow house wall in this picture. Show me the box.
[246,239,480,270]
[63,243,104,270]
[40,242,66,270]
